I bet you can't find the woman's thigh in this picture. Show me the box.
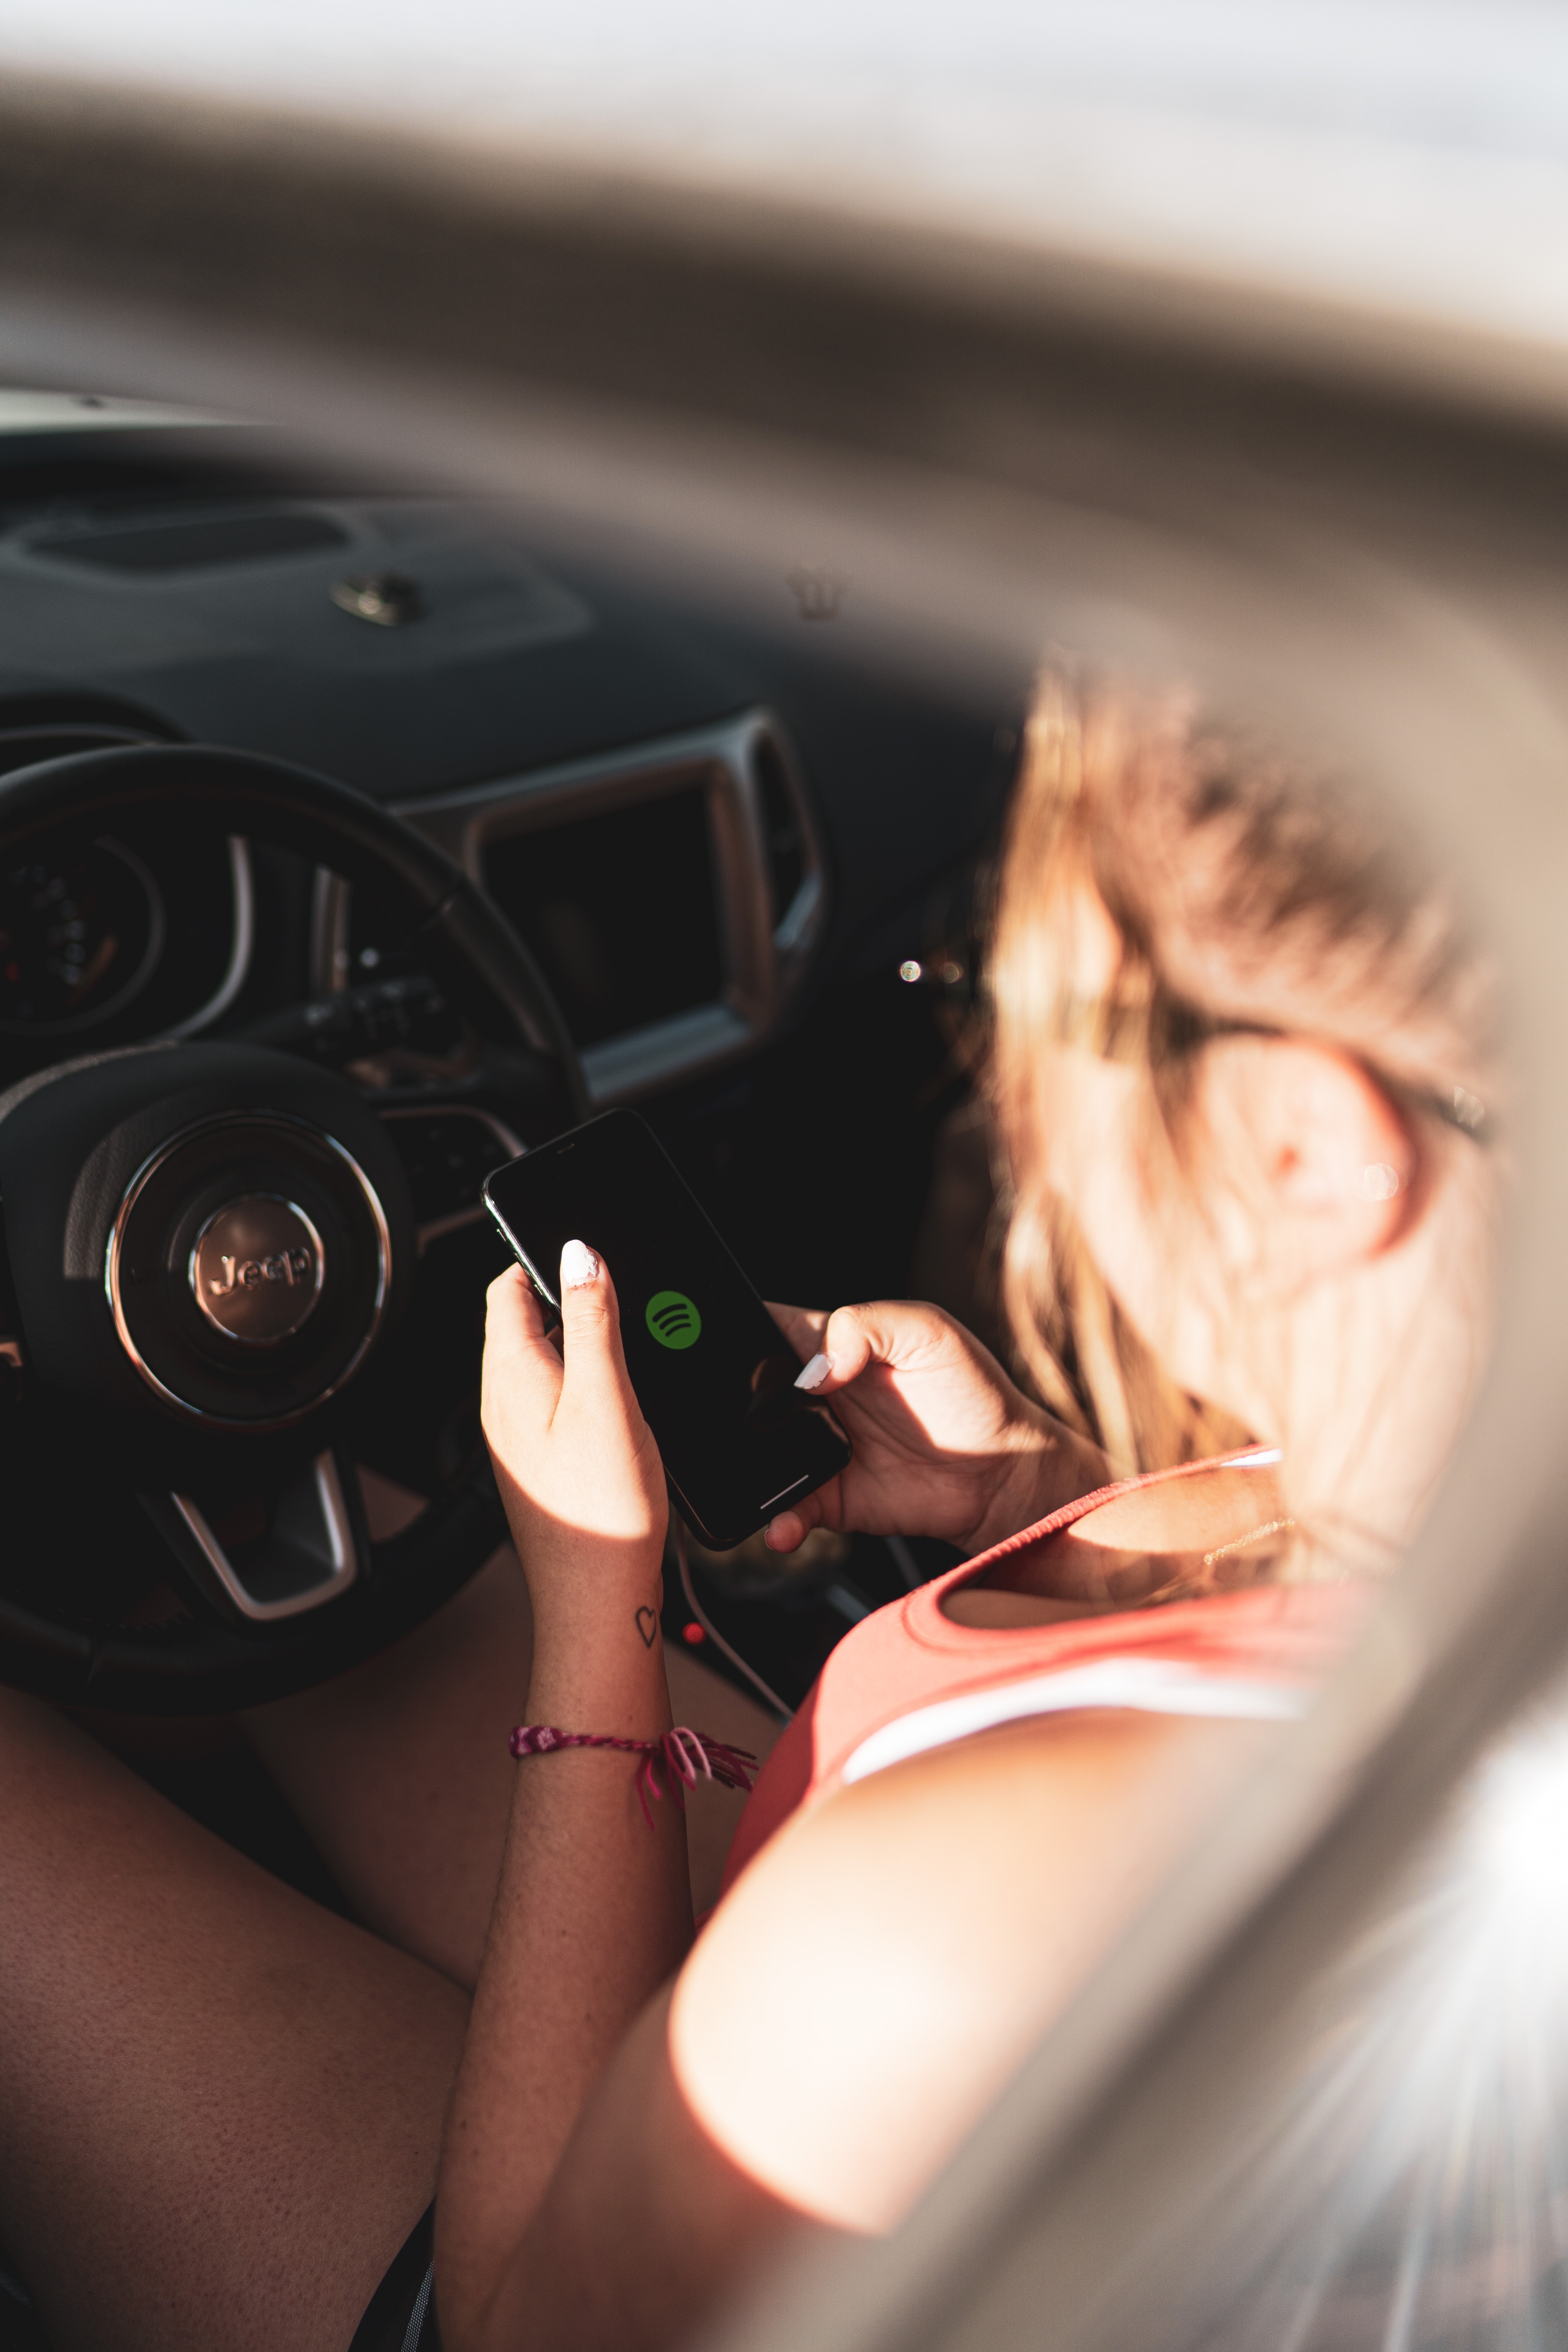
[241,1543,534,1992]
[0,1688,467,2352]
[243,1543,786,1962]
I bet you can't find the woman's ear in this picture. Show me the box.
[1192,1035,1416,1288]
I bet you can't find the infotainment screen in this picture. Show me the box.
[481,786,723,1045]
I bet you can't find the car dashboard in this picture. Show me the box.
[0,408,1023,1696]
[0,419,1020,1119]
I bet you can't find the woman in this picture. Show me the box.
[0,676,1495,2352]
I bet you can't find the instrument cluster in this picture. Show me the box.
[0,820,251,1062]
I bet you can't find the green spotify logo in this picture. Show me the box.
[646,1290,702,1350]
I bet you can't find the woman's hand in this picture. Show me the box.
[449,1246,690,2352]
[764,1299,1106,1558]
[481,1246,669,1681]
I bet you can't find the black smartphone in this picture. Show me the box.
[482,1108,852,1550]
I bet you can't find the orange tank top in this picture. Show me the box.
[719,1451,1370,1898]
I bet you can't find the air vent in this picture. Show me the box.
[25,510,349,575]
[753,731,806,926]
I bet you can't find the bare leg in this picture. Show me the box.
[0,1688,467,2352]
[243,1542,782,1979]
[241,1543,532,1991]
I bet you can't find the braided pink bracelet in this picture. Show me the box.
[510,1723,759,1828]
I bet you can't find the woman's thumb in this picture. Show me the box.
[560,1238,603,1304]
[793,1298,951,1394]
[792,1301,875,1394]
[557,1240,635,1408]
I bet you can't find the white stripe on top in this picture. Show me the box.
[839,1655,1308,1787]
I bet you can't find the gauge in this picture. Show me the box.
[0,837,165,1031]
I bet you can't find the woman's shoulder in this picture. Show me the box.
[675,1698,1279,2232]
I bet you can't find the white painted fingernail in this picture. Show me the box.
[794,1351,832,1390]
[1360,1162,1402,1202]
[561,1239,601,1289]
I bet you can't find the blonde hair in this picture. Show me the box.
[987,672,1492,1477]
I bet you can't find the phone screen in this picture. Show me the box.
[483,1108,851,1549]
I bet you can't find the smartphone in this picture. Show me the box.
[482,1108,852,1550]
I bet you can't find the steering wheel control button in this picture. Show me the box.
[190,1196,324,1346]
[646,1289,701,1350]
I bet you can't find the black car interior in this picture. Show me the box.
[0,413,1024,1971]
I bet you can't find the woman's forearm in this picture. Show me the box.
[435,1596,693,2352]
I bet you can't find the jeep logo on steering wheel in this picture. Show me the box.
[190,1196,325,1346]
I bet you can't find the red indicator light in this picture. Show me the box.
[682,1621,706,1645]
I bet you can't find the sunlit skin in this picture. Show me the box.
[428,887,1494,2352]
[670,1707,1279,2232]
[0,877,1494,2352]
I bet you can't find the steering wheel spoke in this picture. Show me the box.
[141,1445,364,1626]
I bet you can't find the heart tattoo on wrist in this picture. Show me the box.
[635,1605,659,1648]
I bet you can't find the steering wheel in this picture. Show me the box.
[0,744,587,1713]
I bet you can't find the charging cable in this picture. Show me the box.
[671,1521,792,1723]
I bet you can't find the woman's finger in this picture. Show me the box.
[554,1240,643,1430]
[765,1489,823,1552]
[764,1474,849,1552]
[484,1267,566,1417]
[764,1506,809,1552]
